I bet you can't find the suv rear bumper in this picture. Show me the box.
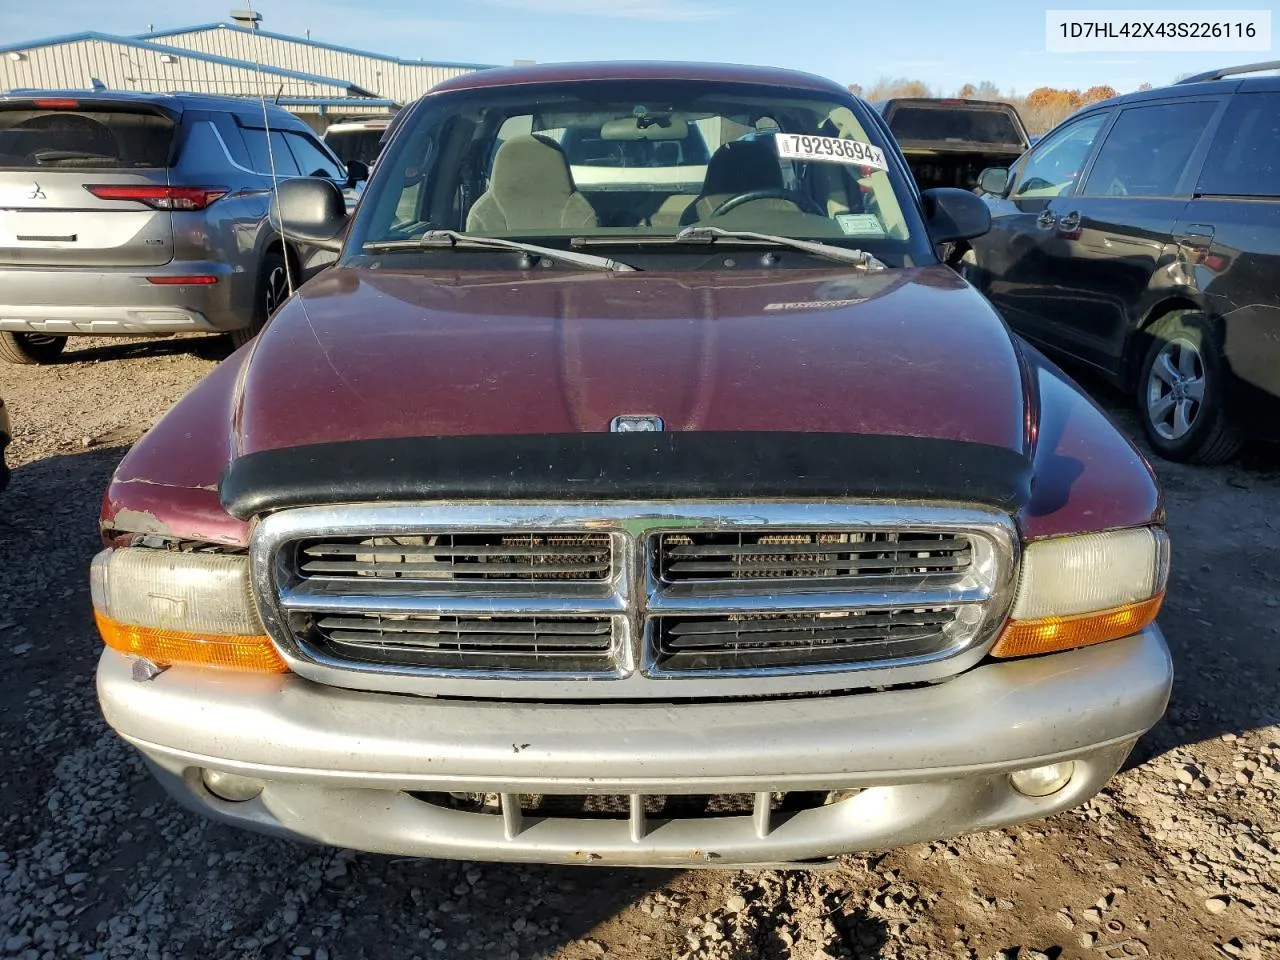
[97,628,1172,868]
[0,262,248,335]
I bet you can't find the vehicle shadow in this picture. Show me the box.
[51,333,231,365]
[249,852,890,959]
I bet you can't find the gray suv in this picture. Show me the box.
[0,91,362,364]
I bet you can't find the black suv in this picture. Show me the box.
[967,61,1280,464]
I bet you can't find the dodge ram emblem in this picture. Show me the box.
[610,415,664,432]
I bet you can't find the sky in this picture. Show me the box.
[1,0,1276,96]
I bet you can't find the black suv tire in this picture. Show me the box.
[0,332,68,365]
[228,252,289,351]
[1138,311,1243,465]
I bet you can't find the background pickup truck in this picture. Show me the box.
[873,97,1031,192]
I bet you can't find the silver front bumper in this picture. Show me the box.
[97,628,1172,867]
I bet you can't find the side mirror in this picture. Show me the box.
[921,187,992,245]
[269,178,348,253]
[346,160,370,187]
[976,167,1010,197]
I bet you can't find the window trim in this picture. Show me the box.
[1078,95,1226,200]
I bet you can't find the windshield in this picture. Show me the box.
[350,80,925,265]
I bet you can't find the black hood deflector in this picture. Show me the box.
[220,432,1032,519]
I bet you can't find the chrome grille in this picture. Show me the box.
[251,503,1017,700]
[651,608,960,674]
[298,533,612,582]
[311,613,617,674]
[659,531,973,584]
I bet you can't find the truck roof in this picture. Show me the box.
[431,61,847,96]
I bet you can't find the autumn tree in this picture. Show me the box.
[1137,82,1153,91]
[1026,86,1079,110]
[957,83,976,98]
[1081,84,1117,104]
[847,83,863,97]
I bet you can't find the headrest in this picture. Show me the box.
[702,139,784,196]
[489,134,576,199]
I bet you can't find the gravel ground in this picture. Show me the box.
[1,334,1278,960]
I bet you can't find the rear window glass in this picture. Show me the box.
[0,108,174,169]
[887,105,1022,145]
[1198,92,1280,198]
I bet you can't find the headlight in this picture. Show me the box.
[991,527,1168,658]
[90,548,285,673]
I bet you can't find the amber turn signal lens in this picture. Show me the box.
[990,594,1164,659]
[94,611,287,673]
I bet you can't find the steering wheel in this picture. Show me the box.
[708,188,826,218]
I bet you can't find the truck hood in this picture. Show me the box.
[234,264,1028,456]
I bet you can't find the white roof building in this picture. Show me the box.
[0,21,494,128]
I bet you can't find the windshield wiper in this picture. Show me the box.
[573,227,886,269]
[362,230,637,273]
[669,226,887,269]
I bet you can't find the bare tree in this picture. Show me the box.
[863,77,933,101]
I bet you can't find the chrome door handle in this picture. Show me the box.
[1058,211,1082,232]
[1036,210,1057,228]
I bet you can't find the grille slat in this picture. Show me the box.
[665,537,972,557]
[651,609,960,674]
[304,544,608,559]
[666,556,967,575]
[316,616,611,637]
[659,530,972,584]
[309,613,618,674]
[298,533,613,583]
[303,561,609,577]
[666,610,950,636]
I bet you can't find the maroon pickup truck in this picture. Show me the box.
[91,62,1172,869]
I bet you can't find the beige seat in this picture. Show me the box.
[466,134,598,232]
[680,139,787,225]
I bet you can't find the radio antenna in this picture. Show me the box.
[242,2,297,301]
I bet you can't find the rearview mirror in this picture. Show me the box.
[921,187,992,245]
[600,116,690,141]
[269,178,348,253]
[346,160,370,187]
[976,167,1010,197]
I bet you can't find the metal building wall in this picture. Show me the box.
[0,37,352,102]
[150,26,485,104]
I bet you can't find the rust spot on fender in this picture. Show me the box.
[104,507,174,538]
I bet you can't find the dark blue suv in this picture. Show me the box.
[967,61,1280,464]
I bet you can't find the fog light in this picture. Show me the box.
[200,768,265,802]
[1009,761,1075,797]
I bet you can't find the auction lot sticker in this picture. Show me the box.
[775,134,888,171]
